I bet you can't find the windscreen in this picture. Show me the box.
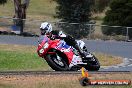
[38,35,49,44]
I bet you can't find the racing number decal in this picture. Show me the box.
[61,48,70,52]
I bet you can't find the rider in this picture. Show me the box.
[39,22,86,58]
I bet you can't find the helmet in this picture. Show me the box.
[40,22,52,35]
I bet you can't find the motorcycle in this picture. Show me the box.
[37,35,100,71]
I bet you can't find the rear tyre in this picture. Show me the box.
[82,46,100,71]
[83,46,88,52]
[85,54,100,71]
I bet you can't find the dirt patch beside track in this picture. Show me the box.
[0,73,131,88]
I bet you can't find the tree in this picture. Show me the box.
[54,0,94,38]
[92,0,110,13]
[102,0,132,39]
[0,0,7,4]
[13,0,30,34]
[0,0,30,34]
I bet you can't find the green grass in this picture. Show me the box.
[0,44,123,71]
[0,50,50,71]
[0,44,128,88]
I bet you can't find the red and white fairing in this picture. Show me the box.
[37,35,84,68]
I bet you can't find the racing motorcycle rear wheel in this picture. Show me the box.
[85,54,100,71]
[82,46,100,71]
[45,49,69,71]
[83,46,88,52]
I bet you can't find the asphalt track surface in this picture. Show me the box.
[0,71,131,75]
[0,35,132,71]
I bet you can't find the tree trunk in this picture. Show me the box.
[13,0,29,34]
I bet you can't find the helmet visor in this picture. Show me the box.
[40,28,47,35]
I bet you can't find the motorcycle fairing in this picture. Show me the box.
[37,36,85,68]
[50,40,74,64]
[53,40,85,67]
[69,55,84,68]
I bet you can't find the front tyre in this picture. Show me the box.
[45,52,69,71]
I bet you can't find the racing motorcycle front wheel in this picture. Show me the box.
[45,50,69,71]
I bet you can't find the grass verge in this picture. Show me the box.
[0,44,50,71]
[0,44,123,71]
[95,53,123,66]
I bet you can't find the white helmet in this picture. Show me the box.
[40,22,52,34]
